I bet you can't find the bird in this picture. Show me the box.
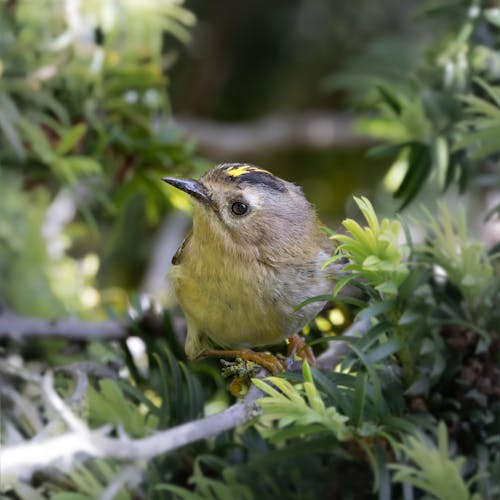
[162,163,333,372]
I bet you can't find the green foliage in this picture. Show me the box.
[0,173,64,316]
[391,422,481,500]
[330,1,500,207]
[0,0,202,315]
[326,196,409,296]
[1,1,499,499]
[454,78,500,160]
[157,457,254,500]
[311,195,497,497]
[419,203,494,311]
[50,461,133,500]
[253,361,351,441]
[87,378,154,437]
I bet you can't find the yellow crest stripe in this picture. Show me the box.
[225,165,271,178]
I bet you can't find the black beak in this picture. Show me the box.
[162,177,212,206]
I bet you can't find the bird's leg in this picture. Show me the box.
[287,334,316,366]
[202,348,286,375]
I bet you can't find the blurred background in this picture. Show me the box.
[0,0,498,321]
[168,0,420,217]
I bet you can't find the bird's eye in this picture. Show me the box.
[231,201,249,216]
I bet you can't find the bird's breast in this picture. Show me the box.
[169,239,330,349]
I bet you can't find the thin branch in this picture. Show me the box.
[0,370,264,480]
[173,111,372,158]
[57,362,119,404]
[43,371,89,434]
[316,319,371,371]
[0,315,369,482]
[99,465,143,500]
[0,311,127,341]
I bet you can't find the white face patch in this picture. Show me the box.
[238,189,265,210]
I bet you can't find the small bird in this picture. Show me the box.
[162,163,333,371]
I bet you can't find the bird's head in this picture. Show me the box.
[162,163,326,260]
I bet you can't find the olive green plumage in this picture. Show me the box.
[163,163,333,360]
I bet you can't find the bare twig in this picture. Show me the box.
[173,111,371,158]
[0,312,127,341]
[0,360,42,383]
[43,372,89,433]
[57,362,119,404]
[316,319,371,371]
[99,465,143,500]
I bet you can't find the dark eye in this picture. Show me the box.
[231,201,249,216]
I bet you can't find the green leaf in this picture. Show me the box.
[87,379,145,437]
[309,368,353,415]
[432,136,449,191]
[377,84,402,114]
[394,143,431,209]
[366,337,404,363]
[17,118,54,162]
[352,374,367,426]
[56,123,87,155]
[346,343,387,418]
[333,274,357,296]
[453,125,500,152]
[374,281,398,296]
[473,77,500,107]
[459,94,500,119]
[390,422,476,500]
[355,322,391,351]
[357,300,396,320]
[0,91,26,158]
[367,142,408,158]
[294,294,333,311]
[59,156,102,175]
[398,310,421,326]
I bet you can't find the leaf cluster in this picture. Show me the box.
[0,0,203,317]
[328,1,500,208]
[326,196,409,296]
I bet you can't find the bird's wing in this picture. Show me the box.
[172,229,192,265]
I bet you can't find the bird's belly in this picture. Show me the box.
[170,256,330,350]
[172,269,283,347]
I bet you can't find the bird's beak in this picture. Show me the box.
[162,177,212,206]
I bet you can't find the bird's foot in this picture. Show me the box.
[203,348,287,375]
[286,334,316,366]
[205,349,286,397]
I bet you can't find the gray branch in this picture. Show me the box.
[0,316,370,483]
[0,371,263,481]
[173,112,371,158]
[316,319,371,371]
[0,312,127,341]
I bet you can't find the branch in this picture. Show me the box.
[0,371,264,481]
[316,319,371,371]
[0,311,127,341]
[173,111,371,157]
[0,318,369,482]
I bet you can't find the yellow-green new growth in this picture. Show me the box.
[252,361,351,441]
[390,422,482,500]
[420,203,494,311]
[326,196,409,296]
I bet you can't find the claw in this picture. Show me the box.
[287,334,316,366]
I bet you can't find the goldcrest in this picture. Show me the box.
[163,164,332,360]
